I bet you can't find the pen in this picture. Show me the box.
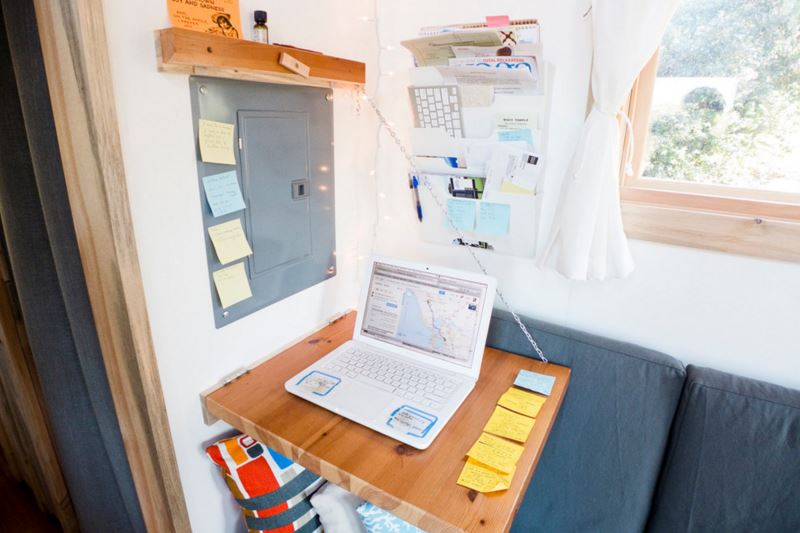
[411,175,423,222]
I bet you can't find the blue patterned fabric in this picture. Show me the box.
[357,503,424,533]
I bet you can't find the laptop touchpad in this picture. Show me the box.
[332,381,394,421]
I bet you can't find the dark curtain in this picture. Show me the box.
[0,2,145,531]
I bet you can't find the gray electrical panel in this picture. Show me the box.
[190,76,336,328]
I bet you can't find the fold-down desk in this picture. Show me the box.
[204,311,570,532]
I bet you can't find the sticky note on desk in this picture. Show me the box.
[447,198,476,231]
[212,262,252,308]
[483,406,536,443]
[203,171,246,217]
[498,387,546,418]
[466,432,524,474]
[457,458,514,493]
[514,370,556,396]
[476,202,510,235]
[199,119,236,165]
[208,219,253,265]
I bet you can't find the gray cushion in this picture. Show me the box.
[647,365,800,533]
[487,311,686,533]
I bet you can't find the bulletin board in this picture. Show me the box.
[189,76,336,328]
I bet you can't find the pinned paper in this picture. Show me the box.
[483,406,536,443]
[208,219,253,265]
[447,199,476,231]
[514,370,556,396]
[498,387,546,418]
[199,119,236,165]
[466,432,524,474]
[457,458,514,493]
[212,262,252,309]
[477,202,510,235]
[486,15,511,28]
[203,171,246,217]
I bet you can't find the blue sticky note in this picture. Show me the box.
[447,198,476,231]
[514,370,555,396]
[476,202,510,235]
[498,129,534,146]
[202,171,246,217]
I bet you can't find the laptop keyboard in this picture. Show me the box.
[325,348,459,411]
[409,86,464,138]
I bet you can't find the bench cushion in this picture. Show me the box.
[487,311,686,533]
[647,365,800,532]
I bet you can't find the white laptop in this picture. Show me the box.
[285,256,496,449]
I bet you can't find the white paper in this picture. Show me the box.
[436,66,537,95]
[485,146,544,193]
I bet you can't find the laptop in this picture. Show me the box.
[285,256,496,450]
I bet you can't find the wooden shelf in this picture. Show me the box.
[155,27,365,88]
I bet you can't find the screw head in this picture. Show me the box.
[199,85,208,95]
[325,93,334,102]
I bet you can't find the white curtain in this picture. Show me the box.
[539,0,682,281]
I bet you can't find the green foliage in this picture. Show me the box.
[644,0,800,187]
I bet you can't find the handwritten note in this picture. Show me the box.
[447,198,476,231]
[203,171,246,217]
[514,370,556,396]
[457,458,514,493]
[199,119,236,165]
[476,202,510,235]
[498,387,546,418]
[212,262,252,309]
[208,219,253,265]
[483,406,536,443]
[498,129,534,146]
[466,432,524,474]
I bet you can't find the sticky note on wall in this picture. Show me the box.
[212,262,252,309]
[447,198,476,231]
[476,202,510,235]
[199,119,236,165]
[208,219,253,265]
[203,171,246,217]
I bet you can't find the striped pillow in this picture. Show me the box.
[207,434,324,532]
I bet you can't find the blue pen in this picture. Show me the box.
[411,175,423,222]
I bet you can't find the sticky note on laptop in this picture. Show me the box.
[208,219,253,265]
[457,458,514,493]
[483,406,535,443]
[466,432,524,474]
[498,387,546,418]
[514,370,555,396]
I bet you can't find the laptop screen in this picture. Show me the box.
[360,261,489,369]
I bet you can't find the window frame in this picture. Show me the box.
[619,51,800,263]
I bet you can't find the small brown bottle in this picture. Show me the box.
[252,11,269,44]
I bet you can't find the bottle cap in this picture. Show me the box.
[254,10,267,23]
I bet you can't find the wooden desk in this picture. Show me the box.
[205,312,570,532]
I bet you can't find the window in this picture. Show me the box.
[621,0,800,262]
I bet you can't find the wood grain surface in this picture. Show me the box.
[157,27,366,86]
[206,312,570,533]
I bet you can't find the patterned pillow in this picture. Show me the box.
[357,502,425,533]
[207,434,324,532]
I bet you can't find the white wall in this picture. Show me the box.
[371,0,800,391]
[103,1,378,531]
[104,0,799,531]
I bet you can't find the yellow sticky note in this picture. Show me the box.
[498,387,547,418]
[208,219,253,265]
[466,432,524,474]
[483,406,536,443]
[457,458,514,493]
[199,119,236,165]
[212,262,252,308]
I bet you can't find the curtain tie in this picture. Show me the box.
[592,104,635,176]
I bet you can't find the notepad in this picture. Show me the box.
[198,119,236,165]
[212,262,252,309]
[514,370,556,396]
[457,458,514,493]
[466,432,524,474]
[208,219,253,265]
[483,405,536,443]
[498,387,546,418]
[203,171,246,217]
